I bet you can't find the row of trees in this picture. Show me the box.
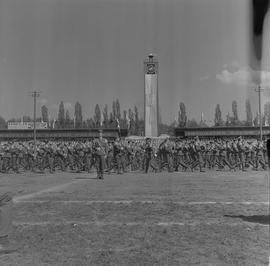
[1,98,270,132]
[177,99,270,128]
[40,99,144,135]
[213,99,269,127]
[0,99,144,134]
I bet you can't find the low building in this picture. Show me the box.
[7,122,48,130]
[0,128,128,140]
[175,126,270,138]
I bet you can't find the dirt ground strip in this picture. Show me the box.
[0,171,269,265]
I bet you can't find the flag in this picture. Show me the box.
[53,118,56,129]
[100,112,104,127]
[201,112,204,123]
[116,118,120,129]
[265,117,269,126]
[127,117,130,129]
[48,114,50,128]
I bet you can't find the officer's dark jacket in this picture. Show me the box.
[266,139,270,157]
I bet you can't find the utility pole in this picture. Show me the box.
[255,85,264,141]
[29,91,41,156]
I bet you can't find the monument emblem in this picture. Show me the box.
[144,54,159,137]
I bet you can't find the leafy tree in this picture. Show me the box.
[263,101,270,126]
[198,112,208,127]
[74,101,83,128]
[23,116,31,122]
[253,112,259,126]
[178,102,187,127]
[109,112,115,128]
[199,120,208,127]
[231,100,240,125]
[103,105,109,128]
[115,99,121,121]
[41,105,48,122]
[262,114,266,126]
[159,123,174,135]
[187,119,199,128]
[112,101,117,121]
[65,110,71,128]
[82,121,87,128]
[137,118,145,136]
[225,113,231,126]
[128,108,135,134]
[9,117,23,122]
[57,102,65,128]
[94,104,101,127]
[245,99,253,126]
[214,104,223,126]
[134,106,139,134]
[86,118,95,128]
[123,110,128,128]
[0,116,6,128]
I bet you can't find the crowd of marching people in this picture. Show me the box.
[0,133,269,176]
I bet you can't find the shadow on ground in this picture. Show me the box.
[224,215,270,225]
[74,177,97,180]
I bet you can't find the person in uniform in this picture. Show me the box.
[174,140,189,171]
[236,137,246,171]
[144,138,158,173]
[267,135,270,169]
[113,138,125,174]
[203,142,212,170]
[255,141,266,170]
[158,138,173,172]
[190,137,205,172]
[0,147,3,173]
[218,142,234,171]
[93,130,108,179]
[85,145,93,173]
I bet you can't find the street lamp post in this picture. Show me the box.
[255,85,264,141]
[30,91,41,156]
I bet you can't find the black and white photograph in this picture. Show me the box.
[0,0,269,265]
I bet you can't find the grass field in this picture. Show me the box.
[0,170,269,266]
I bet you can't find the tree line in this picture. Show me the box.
[177,99,269,127]
[0,99,145,135]
[0,98,269,132]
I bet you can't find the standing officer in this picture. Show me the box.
[144,138,157,173]
[93,130,108,179]
[267,135,270,169]
[236,137,246,171]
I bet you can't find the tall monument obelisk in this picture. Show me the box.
[144,54,159,137]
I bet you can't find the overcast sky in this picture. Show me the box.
[0,0,267,124]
